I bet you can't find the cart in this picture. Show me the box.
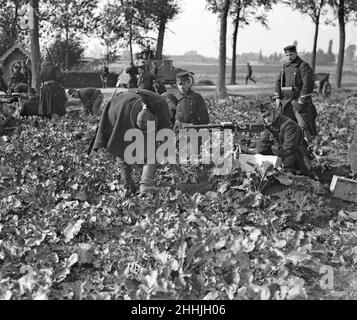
[314,73,331,98]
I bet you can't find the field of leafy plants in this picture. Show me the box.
[0,91,357,300]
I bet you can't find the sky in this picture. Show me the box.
[85,0,357,58]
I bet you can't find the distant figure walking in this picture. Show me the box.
[246,62,256,85]
[100,63,109,89]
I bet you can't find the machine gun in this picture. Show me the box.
[181,121,266,133]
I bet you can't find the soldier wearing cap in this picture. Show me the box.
[90,89,173,196]
[137,62,156,92]
[256,102,312,176]
[175,72,209,127]
[273,45,317,140]
[68,87,104,116]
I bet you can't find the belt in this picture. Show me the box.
[41,80,58,87]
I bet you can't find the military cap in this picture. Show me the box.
[284,45,297,53]
[176,71,192,82]
[259,102,276,116]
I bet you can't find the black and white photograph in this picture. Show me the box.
[0,0,357,306]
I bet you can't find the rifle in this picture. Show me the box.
[181,121,265,133]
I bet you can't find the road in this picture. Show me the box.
[100,83,357,101]
[100,83,276,101]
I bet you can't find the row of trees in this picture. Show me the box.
[0,0,182,90]
[1,0,356,96]
[210,0,357,97]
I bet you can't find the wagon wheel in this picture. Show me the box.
[322,82,331,98]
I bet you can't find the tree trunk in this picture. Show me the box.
[336,0,345,89]
[29,0,41,92]
[217,0,231,98]
[311,17,319,74]
[230,9,240,85]
[65,28,69,70]
[156,17,167,60]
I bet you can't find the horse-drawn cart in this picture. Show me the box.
[314,73,331,98]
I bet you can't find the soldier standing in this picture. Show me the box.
[68,87,104,116]
[273,45,317,140]
[126,62,138,88]
[89,89,172,196]
[38,59,67,118]
[137,62,156,92]
[256,102,312,176]
[100,63,109,89]
[175,72,209,127]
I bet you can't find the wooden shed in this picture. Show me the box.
[0,43,31,85]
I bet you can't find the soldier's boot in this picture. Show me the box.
[120,165,137,197]
[139,164,159,196]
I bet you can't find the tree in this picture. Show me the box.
[29,0,41,92]
[229,0,274,84]
[41,0,98,70]
[146,0,181,60]
[207,0,231,98]
[0,0,28,56]
[328,0,357,88]
[96,0,154,62]
[48,37,84,69]
[282,0,328,73]
[345,44,356,64]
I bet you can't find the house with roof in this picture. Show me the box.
[0,43,31,85]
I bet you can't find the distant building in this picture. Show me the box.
[0,43,31,84]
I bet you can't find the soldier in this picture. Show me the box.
[137,62,156,92]
[273,45,317,140]
[20,87,39,117]
[68,87,104,116]
[175,72,209,127]
[38,59,67,118]
[100,63,109,89]
[90,89,172,196]
[126,62,138,88]
[256,102,312,176]
[246,62,256,85]
[8,63,26,93]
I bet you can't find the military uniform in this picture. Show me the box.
[77,88,103,115]
[175,89,209,125]
[38,63,67,117]
[138,71,156,92]
[8,69,26,93]
[274,53,317,137]
[91,89,172,196]
[256,114,311,175]
[126,64,138,88]
[20,96,39,117]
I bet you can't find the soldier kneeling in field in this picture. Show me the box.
[20,87,39,117]
[255,103,313,176]
[89,89,173,196]
[68,88,104,116]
